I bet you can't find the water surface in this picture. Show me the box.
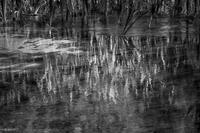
[0,17,200,133]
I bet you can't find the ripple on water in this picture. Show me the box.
[35,106,48,117]
[32,118,47,129]
[49,119,72,132]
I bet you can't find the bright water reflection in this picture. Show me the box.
[0,18,200,132]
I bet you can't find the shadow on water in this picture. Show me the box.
[0,18,200,132]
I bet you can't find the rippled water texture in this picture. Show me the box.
[0,17,200,133]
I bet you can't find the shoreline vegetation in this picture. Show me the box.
[0,0,199,28]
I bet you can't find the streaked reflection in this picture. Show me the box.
[0,25,200,132]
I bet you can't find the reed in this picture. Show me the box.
[0,0,198,26]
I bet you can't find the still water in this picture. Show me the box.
[0,17,200,133]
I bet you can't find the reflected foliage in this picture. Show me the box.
[0,22,200,132]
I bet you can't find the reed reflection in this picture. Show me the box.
[0,28,200,132]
